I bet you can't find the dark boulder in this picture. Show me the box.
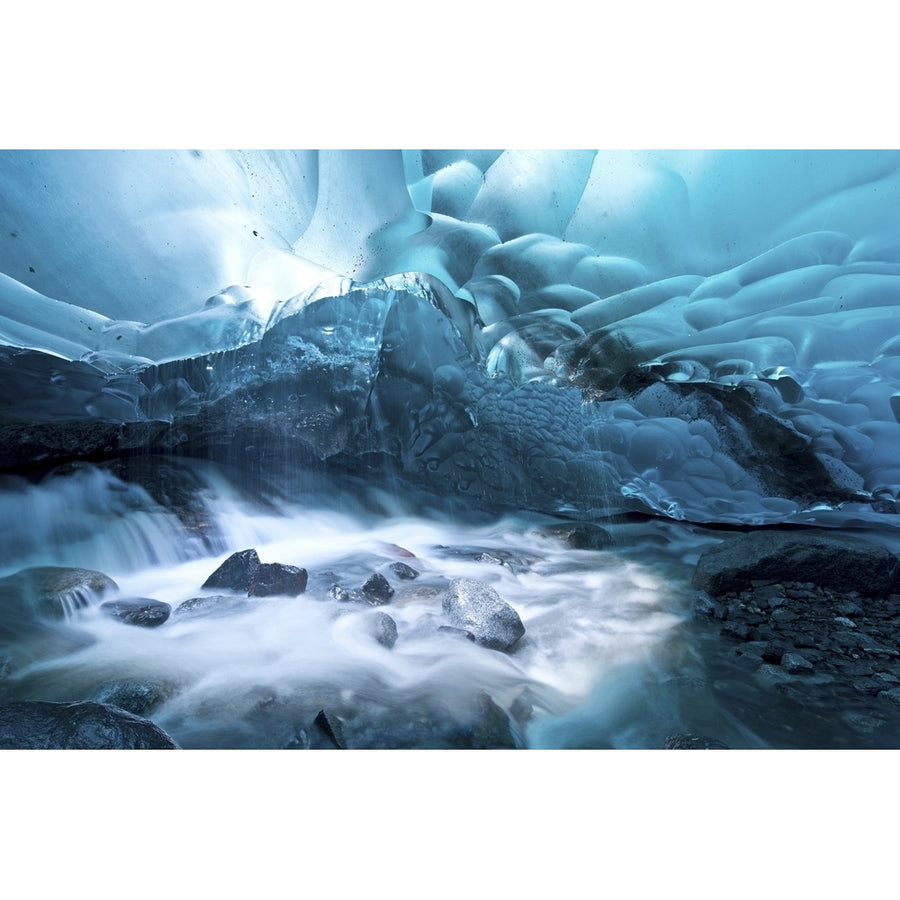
[0,700,179,749]
[202,549,260,592]
[100,597,171,628]
[248,563,308,597]
[313,708,346,749]
[692,531,900,598]
[441,578,525,652]
[361,573,394,606]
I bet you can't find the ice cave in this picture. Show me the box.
[3,148,900,749]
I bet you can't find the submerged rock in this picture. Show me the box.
[202,549,260,592]
[100,597,171,628]
[0,700,179,749]
[441,578,525,652]
[248,563,308,597]
[173,594,248,619]
[692,531,900,598]
[93,678,176,717]
[456,691,517,749]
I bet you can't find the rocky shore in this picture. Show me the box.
[687,529,900,749]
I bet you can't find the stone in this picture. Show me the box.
[313,708,346,749]
[441,578,525,652]
[361,573,394,605]
[560,523,613,550]
[692,531,900,598]
[173,594,247,619]
[100,597,171,628]
[781,652,814,674]
[93,678,175,717]
[248,563,308,597]
[0,566,118,624]
[721,622,752,641]
[455,692,517,749]
[693,592,717,618]
[389,561,420,580]
[202,549,260,592]
[368,611,398,649]
[0,700,179,749]
[663,733,730,749]
[284,728,310,750]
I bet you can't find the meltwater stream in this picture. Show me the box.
[0,459,762,750]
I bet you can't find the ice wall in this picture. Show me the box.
[2,149,900,526]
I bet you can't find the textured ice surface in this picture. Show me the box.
[3,150,900,526]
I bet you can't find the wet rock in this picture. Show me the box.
[368,611,398,649]
[0,566,118,624]
[248,563,308,597]
[93,678,175,717]
[441,578,525,652]
[389,561,420,580]
[0,700,179,749]
[313,708,346,749]
[361,573,394,606]
[693,531,900,598]
[834,598,865,617]
[663,734,730,750]
[694,592,717,618]
[721,622,752,641]
[454,692,517,749]
[560,522,612,550]
[284,728,310,750]
[781,652,814,674]
[100,597,171,628]
[762,642,789,664]
[770,608,798,625]
[435,545,536,574]
[329,585,354,603]
[173,594,247,619]
[202,549,260,592]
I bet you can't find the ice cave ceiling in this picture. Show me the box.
[2,148,900,526]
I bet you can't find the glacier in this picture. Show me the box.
[4,148,900,750]
[3,149,900,526]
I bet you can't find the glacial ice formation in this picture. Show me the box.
[3,149,900,526]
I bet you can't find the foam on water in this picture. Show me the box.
[0,462,701,749]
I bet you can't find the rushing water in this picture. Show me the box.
[4,459,893,749]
